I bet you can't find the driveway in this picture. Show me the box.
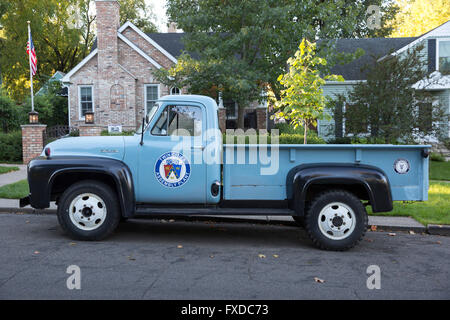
[0,213,448,300]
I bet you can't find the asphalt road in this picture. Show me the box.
[0,213,449,300]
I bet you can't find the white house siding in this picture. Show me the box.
[318,83,356,139]
[433,89,450,138]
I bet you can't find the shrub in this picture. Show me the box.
[101,130,135,136]
[0,91,21,133]
[223,132,325,144]
[430,152,446,162]
[0,131,22,162]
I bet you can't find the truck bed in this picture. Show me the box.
[223,144,430,202]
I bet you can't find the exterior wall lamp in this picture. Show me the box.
[28,111,39,124]
[85,111,94,124]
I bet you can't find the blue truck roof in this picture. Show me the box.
[159,94,218,112]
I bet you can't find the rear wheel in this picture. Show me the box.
[57,180,121,241]
[304,190,367,251]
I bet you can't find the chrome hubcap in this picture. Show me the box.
[317,202,356,240]
[69,193,107,231]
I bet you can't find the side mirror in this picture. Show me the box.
[140,117,145,146]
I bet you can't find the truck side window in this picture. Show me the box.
[151,105,202,137]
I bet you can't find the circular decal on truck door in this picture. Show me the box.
[155,152,191,188]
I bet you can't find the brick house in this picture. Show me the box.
[61,0,267,133]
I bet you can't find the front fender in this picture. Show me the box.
[286,163,393,214]
[27,156,135,217]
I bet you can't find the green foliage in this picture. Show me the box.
[273,39,343,144]
[101,130,136,136]
[430,160,450,181]
[222,132,325,145]
[0,166,19,175]
[0,91,21,133]
[0,180,29,199]
[0,131,23,162]
[118,0,157,33]
[333,44,447,144]
[430,152,446,162]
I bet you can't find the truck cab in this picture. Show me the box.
[21,95,430,251]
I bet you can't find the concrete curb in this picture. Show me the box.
[427,224,450,236]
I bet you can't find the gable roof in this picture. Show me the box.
[326,37,417,80]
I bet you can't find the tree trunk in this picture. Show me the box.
[237,104,245,129]
[304,120,308,144]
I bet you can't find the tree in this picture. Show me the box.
[273,39,343,144]
[336,44,446,143]
[161,0,399,128]
[0,90,20,133]
[0,0,157,102]
[389,0,450,37]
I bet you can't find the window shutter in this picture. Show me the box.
[428,39,436,73]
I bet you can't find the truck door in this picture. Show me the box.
[137,103,207,204]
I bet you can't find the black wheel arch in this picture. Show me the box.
[286,163,393,215]
[27,156,135,217]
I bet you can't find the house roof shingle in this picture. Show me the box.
[92,33,418,81]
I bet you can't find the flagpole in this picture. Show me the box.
[27,21,34,112]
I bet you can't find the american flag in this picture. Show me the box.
[27,34,37,76]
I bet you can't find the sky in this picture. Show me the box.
[145,0,168,32]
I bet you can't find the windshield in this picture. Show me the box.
[137,103,160,134]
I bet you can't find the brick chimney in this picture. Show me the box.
[95,0,120,72]
[167,22,178,33]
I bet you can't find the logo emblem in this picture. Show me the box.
[394,159,410,174]
[155,152,191,188]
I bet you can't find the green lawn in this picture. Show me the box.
[368,182,450,226]
[0,166,19,175]
[429,160,450,181]
[0,179,29,199]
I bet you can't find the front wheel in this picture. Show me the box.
[304,190,368,251]
[57,180,121,241]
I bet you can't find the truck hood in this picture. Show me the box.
[42,136,125,161]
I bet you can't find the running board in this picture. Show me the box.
[135,206,295,216]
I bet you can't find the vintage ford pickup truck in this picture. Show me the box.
[21,95,430,250]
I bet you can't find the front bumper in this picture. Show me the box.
[20,195,31,208]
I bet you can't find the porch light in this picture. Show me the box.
[28,111,39,124]
[85,111,94,124]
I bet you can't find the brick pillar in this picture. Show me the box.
[79,125,103,136]
[256,108,267,130]
[218,108,227,133]
[21,124,47,164]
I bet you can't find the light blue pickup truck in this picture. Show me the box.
[21,95,431,250]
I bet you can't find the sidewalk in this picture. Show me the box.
[0,164,27,187]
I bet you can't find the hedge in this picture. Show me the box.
[0,131,22,162]
[223,133,325,144]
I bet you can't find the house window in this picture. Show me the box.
[145,84,159,114]
[438,39,450,74]
[151,105,202,136]
[170,87,181,95]
[224,100,237,119]
[79,86,93,119]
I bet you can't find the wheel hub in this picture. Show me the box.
[317,202,356,240]
[332,216,343,227]
[68,193,107,231]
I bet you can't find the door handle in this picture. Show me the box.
[192,146,205,151]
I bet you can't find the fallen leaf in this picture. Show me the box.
[436,241,441,245]
[314,277,325,283]
[409,230,415,235]
[388,233,396,236]
[34,251,40,254]
[69,242,76,246]
[169,219,175,223]
[273,254,279,258]
[161,219,167,223]
[177,245,183,249]
[26,220,30,224]
[258,254,266,259]
[365,238,373,242]
[127,256,136,261]
[210,255,214,258]
[370,225,377,231]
